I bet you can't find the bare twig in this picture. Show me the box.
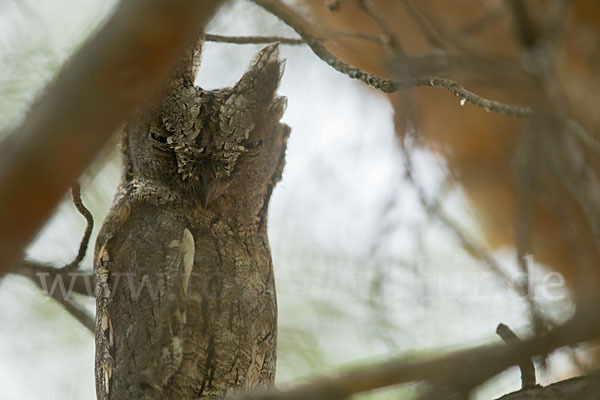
[393,0,446,50]
[514,126,546,334]
[497,323,537,389]
[509,2,600,303]
[13,259,95,332]
[568,119,600,152]
[505,0,539,49]
[459,6,504,36]
[433,206,510,283]
[205,32,383,46]
[395,0,493,58]
[399,138,519,294]
[13,259,95,297]
[544,135,600,287]
[356,0,404,54]
[0,0,223,276]
[9,182,95,329]
[330,31,384,45]
[50,294,95,333]
[394,77,533,117]
[205,33,304,45]
[64,182,94,271]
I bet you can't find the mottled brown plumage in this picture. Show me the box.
[95,43,289,399]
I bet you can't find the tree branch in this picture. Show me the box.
[205,31,384,46]
[205,33,304,45]
[496,323,537,389]
[50,292,95,333]
[399,139,521,296]
[13,259,95,332]
[253,0,534,116]
[236,303,600,400]
[10,182,96,329]
[13,260,95,297]
[496,374,600,400]
[0,0,223,276]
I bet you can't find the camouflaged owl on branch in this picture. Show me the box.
[95,42,288,399]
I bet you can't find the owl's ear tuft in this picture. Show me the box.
[234,43,285,102]
[171,35,205,85]
[248,42,281,73]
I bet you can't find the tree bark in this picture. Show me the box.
[495,374,600,400]
[94,40,289,399]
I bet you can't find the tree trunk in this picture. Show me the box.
[94,39,289,399]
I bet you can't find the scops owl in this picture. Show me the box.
[94,43,289,399]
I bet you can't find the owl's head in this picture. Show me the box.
[125,43,285,207]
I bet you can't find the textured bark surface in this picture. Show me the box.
[496,373,600,400]
[94,41,289,399]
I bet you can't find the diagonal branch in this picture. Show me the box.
[47,289,95,333]
[236,301,600,400]
[13,259,95,332]
[13,259,95,297]
[0,0,223,276]
[11,183,96,329]
[399,139,520,295]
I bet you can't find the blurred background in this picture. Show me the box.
[0,0,580,398]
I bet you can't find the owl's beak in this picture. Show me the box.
[198,183,216,209]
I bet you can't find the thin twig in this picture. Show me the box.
[395,0,491,58]
[505,0,539,49]
[330,31,384,45]
[205,32,383,46]
[393,0,446,50]
[13,259,95,297]
[514,125,547,336]
[512,6,600,304]
[393,77,533,116]
[497,323,537,389]
[12,259,95,332]
[64,182,94,271]
[459,6,504,36]
[205,33,304,45]
[11,180,96,327]
[356,0,404,54]
[9,182,96,330]
[10,182,96,328]
[568,119,600,152]
[399,138,521,295]
[51,295,95,333]
[544,134,600,284]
